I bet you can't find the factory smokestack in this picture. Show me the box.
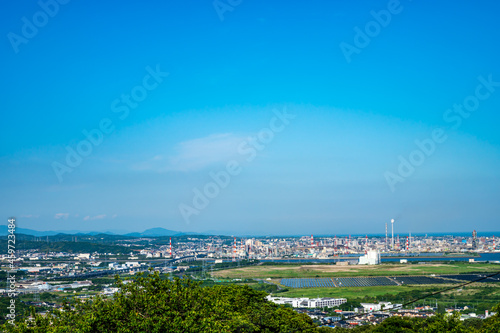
[233,237,236,261]
[391,219,395,250]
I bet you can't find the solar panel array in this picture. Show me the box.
[440,274,500,283]
[390,276,450,285]
[279,277,397,288]
[334,277,397,287]
[280,274,499,288]
[280,278,337,288]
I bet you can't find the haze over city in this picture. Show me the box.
[1,0,500,235]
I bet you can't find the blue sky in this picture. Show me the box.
[1,0,500,235]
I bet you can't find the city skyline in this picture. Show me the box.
[1,220,499,238]
[1,1,500,235]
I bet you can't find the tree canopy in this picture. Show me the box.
[2,272,317,332]
[2,272,500,332]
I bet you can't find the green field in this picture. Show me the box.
[277,285,422,298]
[273,281,500,300]
[275,284,500,299]
[275,283,500,312]
[212,262,500,279]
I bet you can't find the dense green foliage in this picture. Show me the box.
[0,298,30,326]
[1,272,317,332]
[2,272,500,332]
[331,310,500,332]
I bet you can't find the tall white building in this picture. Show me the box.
[266,296,347,308]
[360,302,399,311]
[309,298,347,308]
[359,250,381,265]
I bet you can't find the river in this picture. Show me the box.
[258,252,500,264]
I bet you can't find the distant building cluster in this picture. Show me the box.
[108,261,140,270]
[266,295,347,308]
[360,302,400,311]
[4,280,93,294]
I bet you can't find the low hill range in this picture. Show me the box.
[0,226,201,238]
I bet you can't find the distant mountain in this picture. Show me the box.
[0,225,61,237]
[125,228,201,237]
[0,225,202,237]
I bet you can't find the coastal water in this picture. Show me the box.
[381,252,500,262]
[259,253,500,264]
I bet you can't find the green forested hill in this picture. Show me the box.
[1,272,499,332]
[2,273,317,332]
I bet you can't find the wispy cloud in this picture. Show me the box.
[83,214,107,221]
[20,214,39,218]
[54,213,69,219]
[132,133,246,172]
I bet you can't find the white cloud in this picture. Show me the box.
[132,133,246,172]
[54,213,69,219]
[83,214,107,221]
[20,214,39,218]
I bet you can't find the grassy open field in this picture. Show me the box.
[211,262,499,279]
[275,283,500,312]
[277,285,423,299]
[209,262,500,312]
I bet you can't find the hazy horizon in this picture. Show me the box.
[3,223,500,238]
